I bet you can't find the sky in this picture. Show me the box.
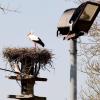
[0,0,85,100]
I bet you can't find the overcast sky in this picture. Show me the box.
[0,0,85,100]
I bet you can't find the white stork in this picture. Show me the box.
[27,32,45,48]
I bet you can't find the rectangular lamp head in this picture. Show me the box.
[70,1,100,33]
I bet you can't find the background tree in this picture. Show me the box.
[0,2,18,13]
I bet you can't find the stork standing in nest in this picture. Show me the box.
[27,32,45,48]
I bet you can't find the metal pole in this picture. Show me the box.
[69,39,77,100]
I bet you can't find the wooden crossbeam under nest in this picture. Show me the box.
[8,95,46,100]
[6,75,47,81]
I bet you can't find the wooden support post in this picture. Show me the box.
[21,79,35,95]
[8,76,47,100]
[3,48,52,100]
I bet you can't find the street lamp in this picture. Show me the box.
[57,1,100,40]
[57,1,100,100]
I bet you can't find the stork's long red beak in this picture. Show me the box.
[27,32,31,36]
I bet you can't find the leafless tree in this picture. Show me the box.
[0,3,18,13]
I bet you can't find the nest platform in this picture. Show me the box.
[3,47,53,100]
[3,47,53,76]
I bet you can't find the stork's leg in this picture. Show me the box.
[34,43,38,49]
[35,43,36,49]
[33,42,36,48]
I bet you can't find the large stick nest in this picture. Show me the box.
[3,48,53,64]
[3,48,53,76]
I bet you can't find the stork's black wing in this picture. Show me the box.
[34,38,45,47]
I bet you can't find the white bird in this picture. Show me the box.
[27,32,45,47]
[10,62,20,75]
[13,63,20,73]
